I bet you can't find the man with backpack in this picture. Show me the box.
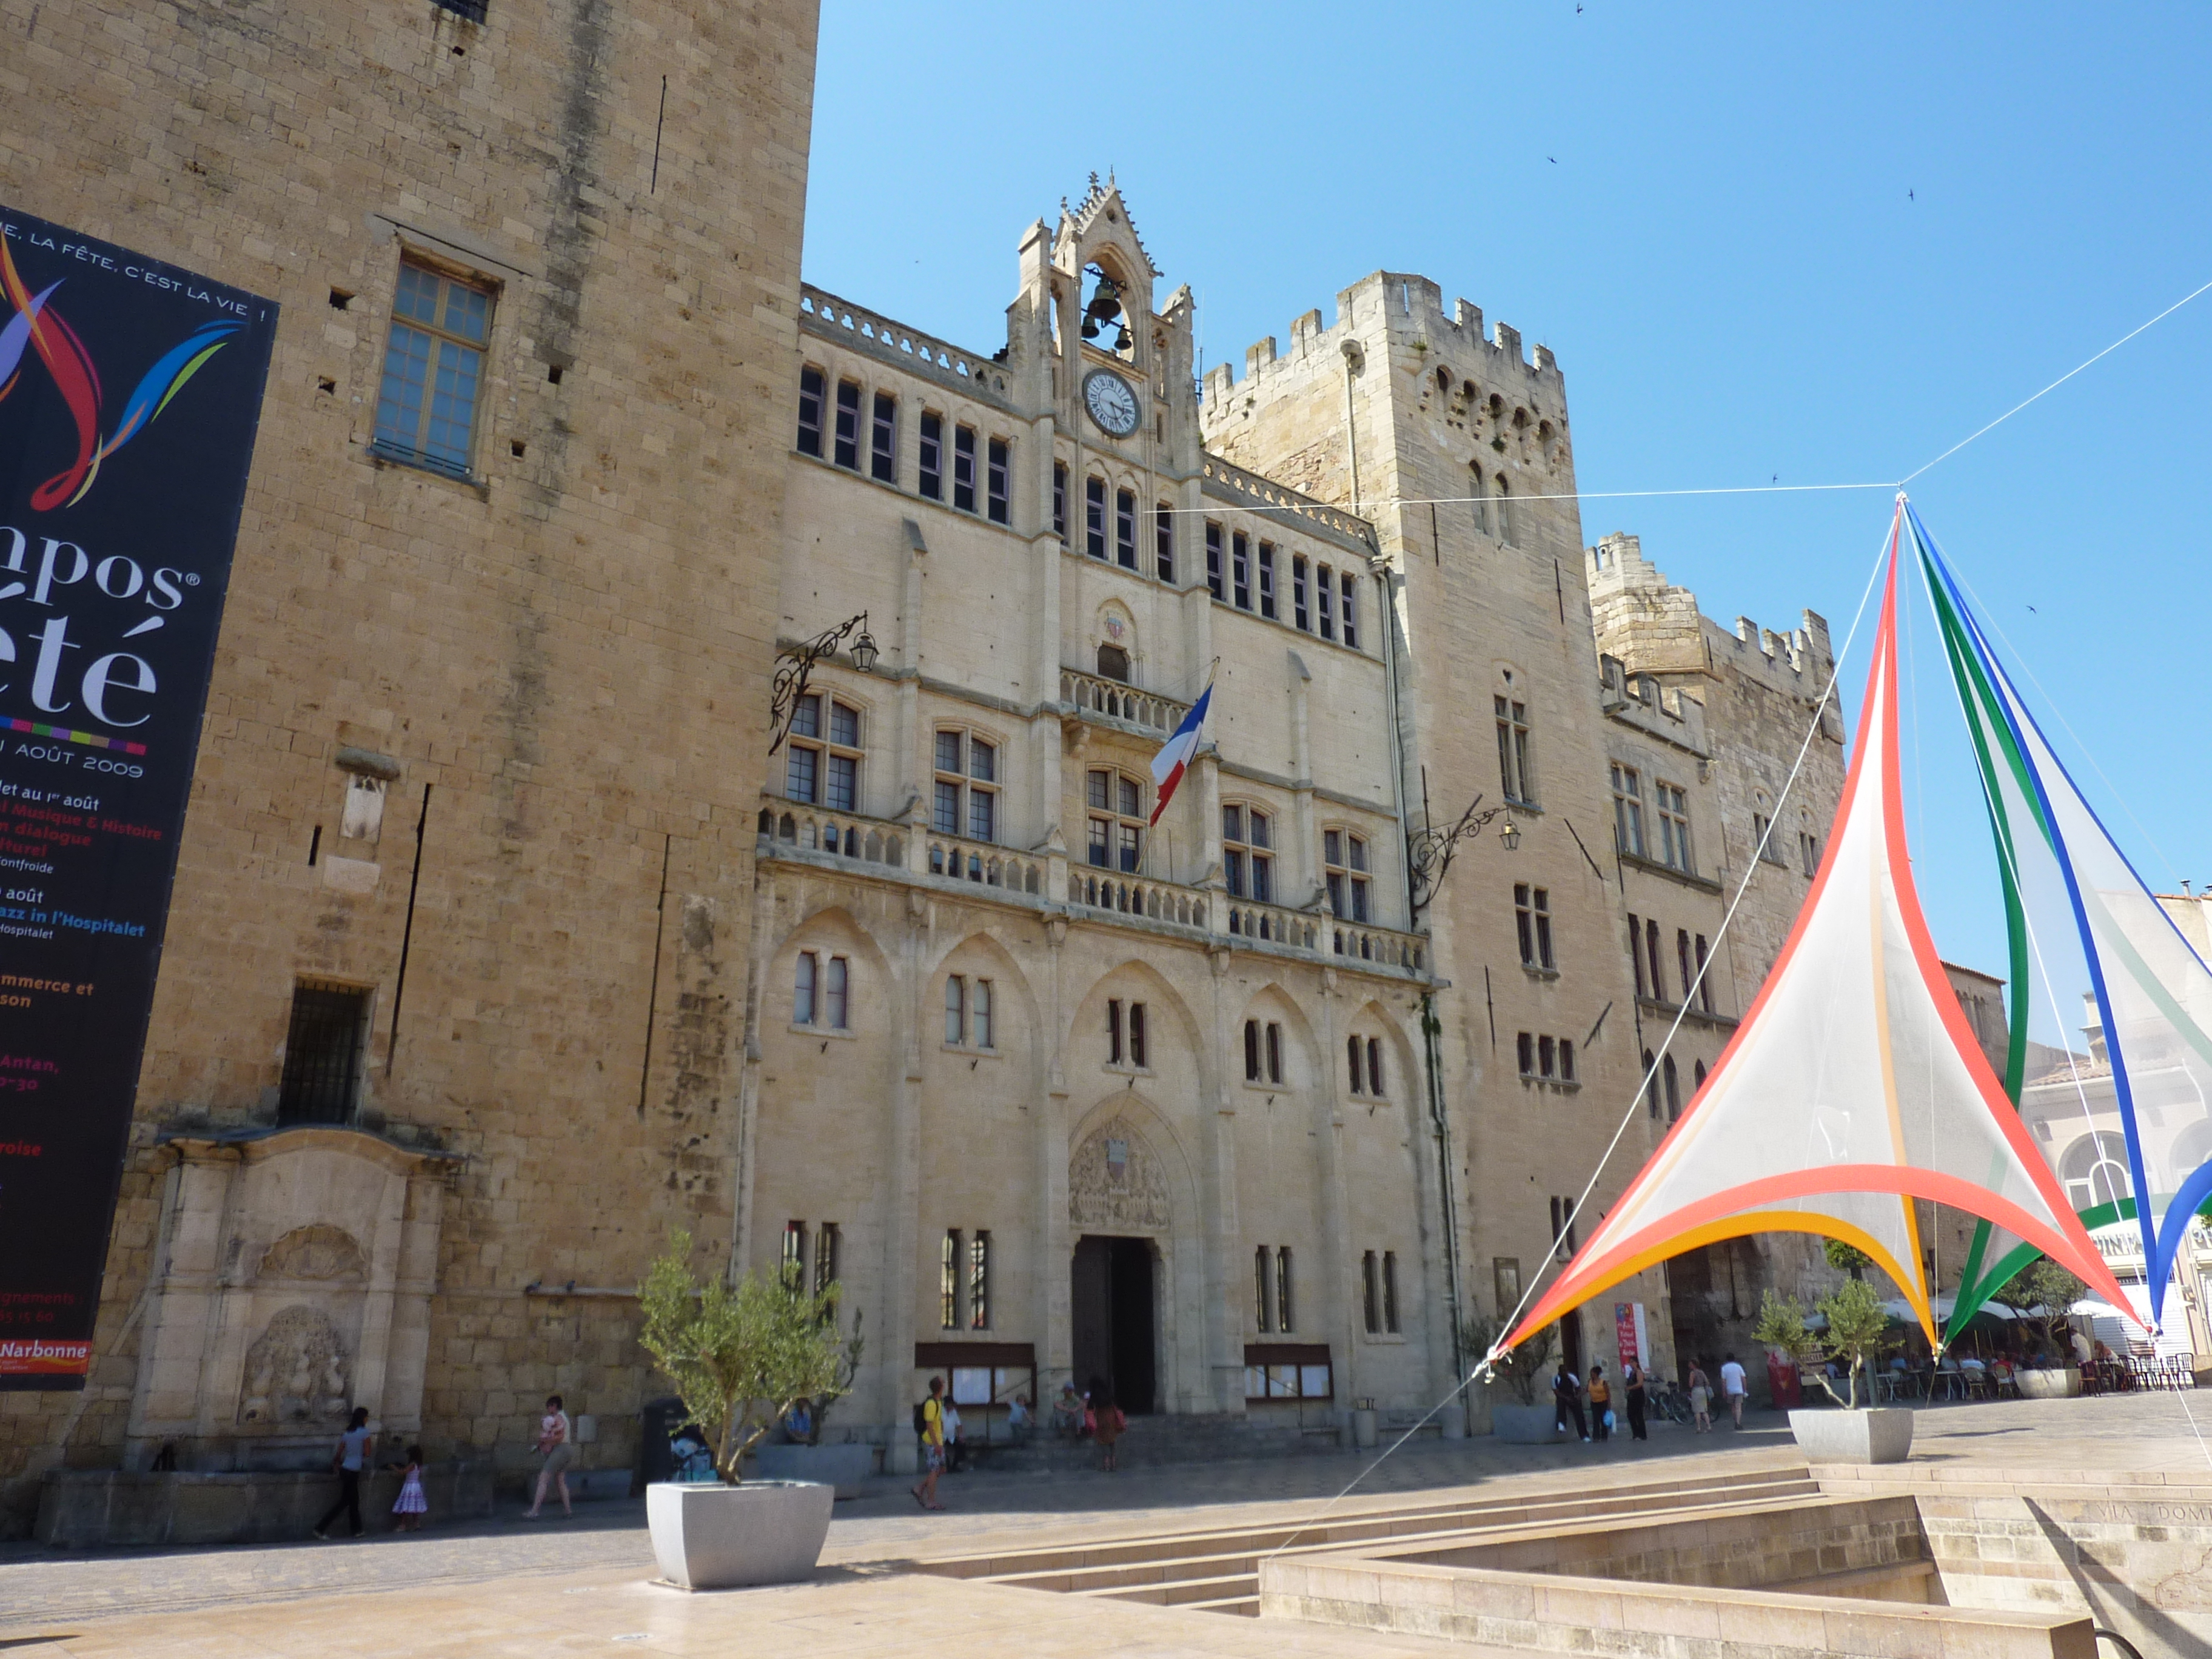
[910,1375,947,1510]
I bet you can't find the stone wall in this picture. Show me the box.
[1,0,818,1533]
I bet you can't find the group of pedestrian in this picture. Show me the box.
[311,1392,575,1541]
[1551,1358,1649,1443]
[1683,1354,1748,1432]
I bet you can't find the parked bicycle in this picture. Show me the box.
[1645,1380,1696,1426]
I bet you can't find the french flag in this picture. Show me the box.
[1148,680,1214,827]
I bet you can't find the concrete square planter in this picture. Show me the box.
[2014,1366,2081,1400]
[1490,1402,1567,1444]
[1787,1406,1914,1464]
[646,1479,833,1590]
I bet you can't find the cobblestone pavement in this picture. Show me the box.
[2,1389,2206,1650]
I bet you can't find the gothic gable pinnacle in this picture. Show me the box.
[1054,170,1160,283]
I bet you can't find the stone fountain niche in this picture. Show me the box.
[126,1126,451,1472]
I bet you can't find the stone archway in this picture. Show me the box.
[1069,1119,1171,1415]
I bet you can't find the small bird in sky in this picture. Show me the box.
[1908,189,1915,201]
[2026,604,2038,613]
[1771,474,1778,484]
[1547,156,1557,164]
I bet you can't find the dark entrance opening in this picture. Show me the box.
[1070,1235,1156,1415]
[1558,1308,1584,1383]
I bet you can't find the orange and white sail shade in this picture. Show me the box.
[1501,515,2135,1356]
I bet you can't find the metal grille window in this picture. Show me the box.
[919,412,943,500]
[1362,1250,1381,1334]
[1221,804,1272,902]
[1053,461,1068,545]
[1694,934,1712,1013]
[1205,521,1224,599]
[797,366,825,457]
[1316,563,1335,640]
[813,1224,840,1294]
[870,392,897,482]
[953,425,977,511]
[1128,1002,1148,1068]
[277,982,369,1124]
[1115,488,1138,568]
[1497,698,1533,803]
[967,1231,991,1330]
[1231,531,1252,609]
[1753,811,1787,865]
[1656,782,1694,873]
[794,951,849,1030]
[1155,503,1174,583]
[1517,1031,1536,1076]
[1367,1036,1384,1097]
[987,438,1011,524]
[1627,911,1647,997]
[434,0,488,19]
[1549,1195,1577,1261]
[782,1221,806,1276]
[1611,763,1646,857]
[372,262,492,479]
[1646,918,1666,1001]
[833,380,860,469]
[1086,476,1107,558]
[941,1230,962,1329]
[1255,1245,1272,1333]
[1258,543,1277,620]
[1341,572,1358,649]
[1292,555,1310,630]
[1382,1250,1401,1333]
[1275,1247,1295,1333]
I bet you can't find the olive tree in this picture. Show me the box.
[638,1231,848,1484]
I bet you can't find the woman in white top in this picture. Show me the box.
[526,1394,575,1518]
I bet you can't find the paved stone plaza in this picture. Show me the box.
[2,1391,2208,1655]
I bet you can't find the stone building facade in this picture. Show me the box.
[1,0,819,1532]
[2,0,1869,1527]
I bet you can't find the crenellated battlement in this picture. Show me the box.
[1200,268,1560,412]
[1587,531,1837,711]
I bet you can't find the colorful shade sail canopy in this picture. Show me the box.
[1500,506,2137,1358]
[1915,504,2212,1339]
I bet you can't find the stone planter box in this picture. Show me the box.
[753,1441,874,1496]
[2015,1366,2082,1400]
[647,1479,833,1590]
[38,1463,496,1547]
[1788,1406,1914,1464]
[1490,1402,1566,1444]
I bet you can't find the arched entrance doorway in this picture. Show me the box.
[1068,1116,1171,1416]
[1071,1235,1156,1415]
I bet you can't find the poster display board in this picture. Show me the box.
[0,206,275,1388]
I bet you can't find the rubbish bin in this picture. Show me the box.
[638,1395,685,1490]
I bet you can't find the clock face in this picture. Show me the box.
[1083,369,1141,438]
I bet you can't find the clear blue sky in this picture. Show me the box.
[803,4,2211,1042]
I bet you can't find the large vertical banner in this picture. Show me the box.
[0,207,276,1389]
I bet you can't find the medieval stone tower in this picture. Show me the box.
[1204,275,1674,1380]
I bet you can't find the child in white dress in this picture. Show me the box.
[392,1445,427,1532]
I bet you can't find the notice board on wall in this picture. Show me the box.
[0,205,275,1389]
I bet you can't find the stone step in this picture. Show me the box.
[968,1474,1822,1598]
[934,1469,1817,1582]
[1081,1569,1259,1606]
[1183,1594,1260,1617]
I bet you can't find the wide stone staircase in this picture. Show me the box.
[916,1463,1821,1617]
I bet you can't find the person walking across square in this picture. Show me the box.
[1720,1353,1748,1429]
[1623,1359,1649,1442]
[1587,1362,1612,1442]
[910,1375,947,1510]
[1687,1359,1713,1433]
[1552,1361,1589,1442]
[312,1408,375,1540]
[525,1395,574,1518]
